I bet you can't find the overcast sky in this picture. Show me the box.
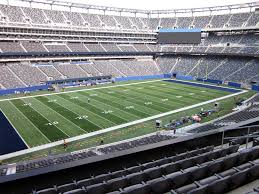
[66,0,256,10]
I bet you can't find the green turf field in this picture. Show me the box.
[0,80,232,148]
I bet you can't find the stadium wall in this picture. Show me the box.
[164,80,241,93]
[196,78,223,84]
[115,74,171,82]
[176,74,194,80]
[252,85,259,92]
[0,85,49,96]
[228,82,242,88]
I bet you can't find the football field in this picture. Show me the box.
[0,80,232,148]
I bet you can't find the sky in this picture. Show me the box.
[65,0,257,10]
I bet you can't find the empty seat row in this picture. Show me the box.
[186,164,259,194]
[15,151,97,174]
[107,146,259,194]
[34,146,213,194]
[35,145,239,194]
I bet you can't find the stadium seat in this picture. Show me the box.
[249,147,259,161]
[106,177,128,192]
[126,166,142,174]
[111,169,128,178]
[198,175,219,186]
[57,182,77,193]
[106,191,121,194]
[179,158,195,169]
[36,188,57,194]
[207,160,223,174]
[168,172,190,188]
[146,177,171,193]
[222,153,239,170]
[230,169,249,189]
[77,178,93,188]
[218,168,237,177]
[187,185,208,194]
[193,155,207,164]
[143,166,163,180]
[188,165,209,180]
[121,184,150,194]
[161,163,179,174]
[142,161,157,169]
[205,151,217,161]
[125,172,146,185]
[155,158,171,166]
[237,150,251,164]
[63,188,86,194]
[207,176,230,194]
[93,173,111,183]
[236,162,253,171]
[248,164,259,180]
[85,182,107,194]
[174,183,198,194]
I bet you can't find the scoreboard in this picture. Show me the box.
[157,28,201,44]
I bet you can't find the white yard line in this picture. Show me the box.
[0,89,248,160]
[19,98,71,138]
[54,95,115,128]
[50,95,105,129]
[75,93,139,121]
[7,101,52,143]
[68,93,130,123]
[0,80,162,102]
[33,98,87,134]
[93,91,156,116]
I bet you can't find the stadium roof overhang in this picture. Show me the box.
[18,0,259,15]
